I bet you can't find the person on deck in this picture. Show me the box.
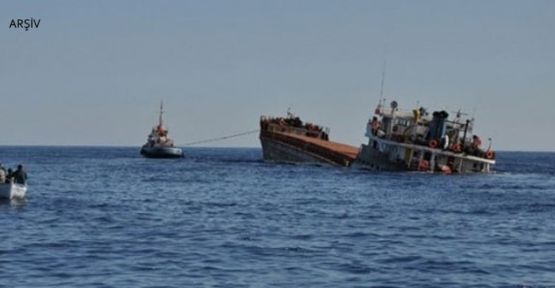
[472,135,482,148]
[470,135,483,156]
[371,116,381,136]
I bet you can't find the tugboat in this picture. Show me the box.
[354,99,496,173]
[140,102,184,158]
[259,111,359,166]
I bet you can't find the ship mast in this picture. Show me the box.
[375,60,386,115]
[379,60,386,104]
[158,101,164,128]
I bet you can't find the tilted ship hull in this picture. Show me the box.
[260,136,328,165]
[354,136,495,173]
[259,115,358,167]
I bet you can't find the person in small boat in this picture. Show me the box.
[0,163,5,184]
[12,165,27,185]
[5,168,13,183]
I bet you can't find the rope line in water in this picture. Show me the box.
[180,129,260,146]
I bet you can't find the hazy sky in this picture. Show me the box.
[1,0,554,151]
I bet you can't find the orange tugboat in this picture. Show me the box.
[259,111,359,167]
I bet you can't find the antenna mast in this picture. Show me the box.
[159,101,164,128]
[380,60,386,103]
[374,60,387,115]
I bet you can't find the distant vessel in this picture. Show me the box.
[259,111,359,167]
[140,102,183,158]
[0,182,27,199]
[355,100,496,173]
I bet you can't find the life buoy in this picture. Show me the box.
[485,150,494,159]
[428,139,438,149]
[452,143,462,153]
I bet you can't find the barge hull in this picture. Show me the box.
[260,131,359,167]
[260,136,337,165]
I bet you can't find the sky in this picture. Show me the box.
[1,0,554,151]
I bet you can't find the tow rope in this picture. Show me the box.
[180,129,259,146]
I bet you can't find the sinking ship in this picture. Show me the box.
[259,111,359,167]
[354,100,496,173]
[140,102,183,158]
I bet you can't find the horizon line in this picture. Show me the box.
[0,144,554,153]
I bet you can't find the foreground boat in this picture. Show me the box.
[260,112,359,167]
[354,100,496,173]
[0,182,27,199]
[140,102,183,158]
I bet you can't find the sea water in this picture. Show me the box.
[1,147,554,287]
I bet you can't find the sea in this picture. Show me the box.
[1,146,554,288]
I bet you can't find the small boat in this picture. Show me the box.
[0,182,27,199]
[140,102,184,158]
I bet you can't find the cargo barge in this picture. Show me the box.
[259,113,359,167]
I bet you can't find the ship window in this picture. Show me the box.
[382,118,392,131]
[394,118,411,127]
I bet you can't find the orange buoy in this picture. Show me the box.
[428,139,438,149]
[485,150,494,159]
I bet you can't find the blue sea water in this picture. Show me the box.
[1,146,554,288]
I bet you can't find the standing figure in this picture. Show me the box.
[371,116,381,136]
[12,164,27,185]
